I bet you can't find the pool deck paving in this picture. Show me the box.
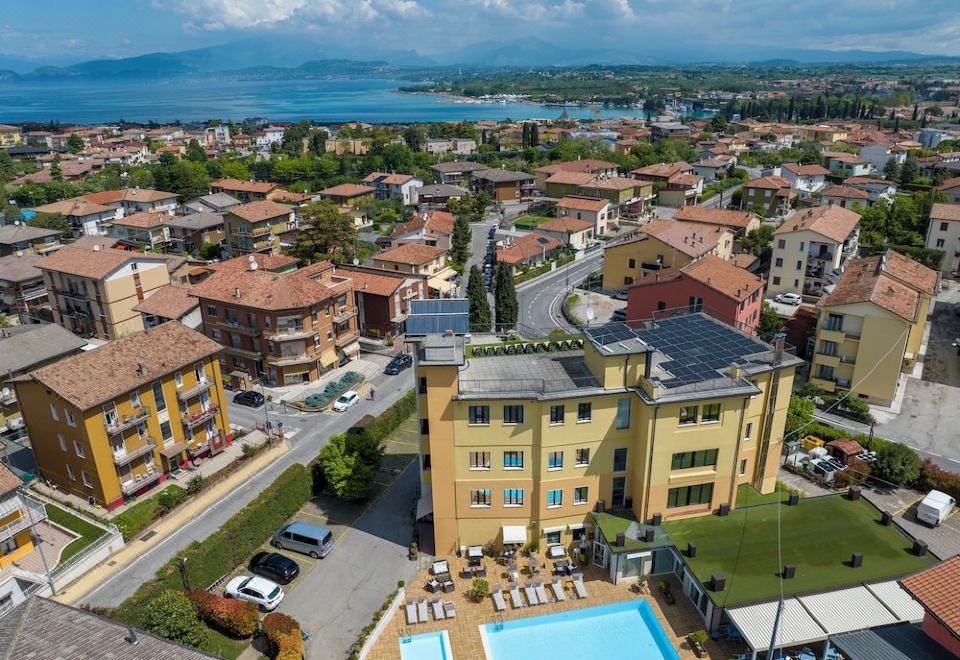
[365,555,742,659]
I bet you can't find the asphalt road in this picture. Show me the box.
[80,357,414,609]
[517,250,603,334]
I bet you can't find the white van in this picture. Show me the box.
[917,490,956,527]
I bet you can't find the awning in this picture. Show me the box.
[799,586,899,635]
[542,526,565,534]
[567,523,591,531]
[864,581,924,623]
[502,525,527,545]
[727,599,826,651]
[319,349,338,368]
[0,494,24,518]
[160,442,188,459]
[415,484,433,520]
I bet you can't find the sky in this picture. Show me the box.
[2,0,959,63]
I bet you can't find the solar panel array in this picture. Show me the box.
[406,298,470,336]
[584,322,641,346]
[634,314,772,388]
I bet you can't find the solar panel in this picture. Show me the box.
[406,297,470,336]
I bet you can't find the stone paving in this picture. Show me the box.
[365,554,743,659]
[12,520,77,572]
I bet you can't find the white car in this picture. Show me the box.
[224,575,284,611]
[332,390,360,412]
[775,293,802,306]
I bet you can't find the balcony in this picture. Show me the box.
[19,285,46,301]
[807,250,835,263]
[265,326,317,342]
[267,353,317,367]
[816,353,841,369]
[819,328,845,344]
[177,379,213,401]
[58,288,89,301]
[0,495,47,543]
[121,470,161,495]
[334,330,360,348]
[224,345,263,360]
[809,375,838,393]
[217,320,261,336]
[182,404,220,428]
[105,405,151,435]
[113,437,157,466]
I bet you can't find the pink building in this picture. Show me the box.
[625,255,765,333]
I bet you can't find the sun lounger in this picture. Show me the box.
[535,580,549,603]
[417,597,428,623]
[571,575,588,599]
[492,585,507,611]
[509,582,524,608]
[431,597,445,620]
[405,598,417,625]
[443,601,456,618]
[524,581,540,605]
[550,578,566,602]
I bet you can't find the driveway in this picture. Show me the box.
[862,485,960,561]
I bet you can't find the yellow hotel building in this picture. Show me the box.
[414,313,800,556]
[14,322,231,510]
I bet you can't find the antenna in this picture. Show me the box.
[248,254,258,271]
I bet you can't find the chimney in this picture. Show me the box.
[234,287,241,299]
[773,332,785,365]
[136,361,147,376]
[126,625,140,646]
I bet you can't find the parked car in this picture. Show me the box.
[249,552,300,585]
[917,490,956,527]
[384,353,413,375]
[488,227,497,239]
[612,289,629,301]
[224,575,284,611]
[273,521,335,559]
[232,390,264,408]
[332,390,360,412]
[775,293,802,305]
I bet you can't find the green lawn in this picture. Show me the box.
[201,628,248,659]
[113,485,187,541]
[735,483,790,508]
[44,505,109,563]
[664,495,935,607]
[511,215,553,229]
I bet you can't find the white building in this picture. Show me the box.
[925,203,960,274]
[781,163,830,193]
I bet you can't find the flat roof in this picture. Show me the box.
[457,350,600,396]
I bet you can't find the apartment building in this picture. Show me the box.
[0,464,48,569]
[38,246,182,339]
[190,256,359,386]
[210,178,283,203]
[223,200,294,257]
[103,212,172,250]
[924,203,960,274]
[361,172,424,206]
[13,322,231,509]
[672,207,762,240]
[0,124,22,148]
[767,206,861,299]
[414,313,800,554]
[740,176,795,217]
[472,169,536,204]
[372,243,456,297]
[0,254,47,323]
[556,196,616,236]
[0,224,61,258]
[809,250,938,405]
[428,161,490,186]
[334,264,426,339]
[534,159,618,191]
[83,188,178,217]
[781,163,830,193]
[165,212,225,255]
[31,197,117,237]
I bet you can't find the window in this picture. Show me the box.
[503,405,524,425]
[419,377,427,394]
[547,489,563,507]
[151,380,166,412]
[679,406,698,425]
[160,420,173,443]
[175,371,183,388]
[546,530,562,544]
[820,340,838,356]
[937,239,946,248]
[616,398,631,429]
[671,449,719,470]
[503,451,524,469]
[548,451,563,470]
[66,464,75,481]
[468,405,489,425]
[233,357,245,368]
[702,403,721,423]
[49,403,59,421]
[420,419,429,435]
[130,390,140,408]
[613,448,628,472]
[825,313,844,331]
[745,422,753,441]
[572,527,587,541]
[774,257,783,267]
[65,409,76,427]
[211,328,221,341]
[740,459,748,476]
[688,296,703,313]
[793,279,799,288]
[796,260,802,270]
[504,488,524,506]
[207,304,217,316]
[667,482,714,508]
[137,422,147,437]
[799,242,804,251]
[657,301,666,311]
[326,329,333,340]
[577,402,592,422]
[575,448,590,467]
[73,440,85,458]
[230,334,242,349]
[58,434,66,451]
[777,239,785,249]
[574,486,589,505]
[470,489,492,507]
[469,451,490,470]
[628,258,636,269]
[81,470,92,488]
[422,454,431,471]
[549,405,565,425]
[772,276,781,285]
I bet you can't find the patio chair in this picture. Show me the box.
[492,585,507,612]
[550,578,566,602]
[431,560,449,576]
[798,649,816,660]
[405,598,417,625]
[431,597,445,620]
[535,580,550,604]
[509,582,524,609]
[443,601,457,618]
[571,574,588,599]
[425,579,439,594]
[476,566,487,578]
[417,598,428,623]
[461,567,473,579]
[524,581,540,605]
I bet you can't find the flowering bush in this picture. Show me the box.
[263,611,304,660]
[187,589,258,638]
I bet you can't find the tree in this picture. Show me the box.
[757,303,784,339]
[899,156,919,185]
[0,150,14,183]
[467,265,491,333]
[449,213,472,266]
[66,133,84,153]
[740,224,775,258]
[882,158,900,181]
[403,125,427,152]
[707,113,728,133]
[785,395,814,438]
[291,200,357,262]
[50,154,63,182]
[185,139,207,162]
[140,590,207,648]
[28,212,71,238]
[318,432,383,502]
[871,441,922,486]
[494,262,518,331]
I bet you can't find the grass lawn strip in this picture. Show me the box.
[664,495,935,607]
[44,505,108,563]
[735,483,790,508]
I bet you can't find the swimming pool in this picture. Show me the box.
[399,630,454,660]
[480,600,679,660]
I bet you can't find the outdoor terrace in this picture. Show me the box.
[457,351,601,397]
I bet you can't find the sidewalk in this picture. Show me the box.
[260,355,388,402]
[53,438,290,605]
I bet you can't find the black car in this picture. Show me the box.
[249,552,300,584]
[384,353,413,375]
[233,390,265,408]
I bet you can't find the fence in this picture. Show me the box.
[459,376,601,395]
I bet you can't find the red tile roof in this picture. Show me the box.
[673,206,759,230]
[37,246,172,280]
[211,178,280,194]
[496,233,562,265]
[774,206,861,243]
[681,255,764,301]
[0,462,21,495]
[544,171,598,186]
[782,163,831,176]
[743,175,792,190]
[820,186,869,200]
[817,251,937,321]
[318,183,376,198]
[110,211,171,229]
[556,196,609,212]
[374,243,446,266]
[640,219,725,258]
[132,284,198,319]
[930,203,960,222]
[535,159,616,175]
[208,254,299,272]
[189,265,337,310]
[227,200,292,223]
[390,211,455,239]
[536,217,595,234]
[900,555,960,636]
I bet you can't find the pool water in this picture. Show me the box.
[399,630,454,660]
[481,600,679,660]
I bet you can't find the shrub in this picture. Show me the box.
[157,485,188,511]
[187,589,258,638]
[263,612,304,660]
[361,389,415,442]
[835,459,871,489]
[872,441,922,486]
[317,432,383,502]
[140,590,208,648]
[919,459,960,501]
[468,578,490,602]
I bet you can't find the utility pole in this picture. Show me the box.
[24,492,55,595]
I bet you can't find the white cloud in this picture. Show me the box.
[165,0,424,30]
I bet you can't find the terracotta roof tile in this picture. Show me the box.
[318,183,376,198]
[820,186,869,200]
[674,206,758,230]
[639,219,724,257]
[930,203,960,222]
[337,267,405,297]
[189,267,337,310]
[32,197,114,217]
[0,224,59,245]
[496,233,561,265]
[900,555,960,636]
[631,162,694,179]
[0,462,21,495]
[535,159,616,175]
[937,176,960,191]
[774,206,861,243]
[227,200,292,223]
[536,217,595,233]
[587,176,642,191]
[880,249,939,295]
[82,189,177,205]
[211,178,280,193]
[556,196,609,212]
[37,246,172,280]
[743,175,792,190]
[390,211,455,239]
[132,284,198,320]
[816,252,936,321]
[782,163,831,176]
[374,243,446,266]
[208,254,298,272]
[109,211,172,229]
[680,255,764,301]
[544,171,597,186]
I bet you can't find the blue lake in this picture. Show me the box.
[0,77,707,124]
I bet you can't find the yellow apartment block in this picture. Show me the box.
[0,464,46,569]
[809,250,938,406]
[413,313,800,556]
[14,322,231,510]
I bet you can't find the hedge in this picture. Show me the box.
[262,612,304,660]
[187,589,258,638]
[117,463,313,627]
[114,485,188,541]
[356,389,415,444]
[920,459,960,501]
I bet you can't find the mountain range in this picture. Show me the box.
[0,37,954,80]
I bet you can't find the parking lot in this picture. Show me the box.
[863,486,960,561]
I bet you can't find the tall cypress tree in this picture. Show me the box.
[494,262,518,332]
[449,214,472,266]
[467,265,491,333]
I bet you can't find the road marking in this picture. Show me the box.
[893,495,924,517]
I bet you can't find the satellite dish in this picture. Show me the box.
[352,258,359,265]
[585,307,595,321]
[248,254,258,270]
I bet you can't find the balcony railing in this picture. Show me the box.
[265,327,317,342]
[0,494,47,543]
[113,437,157,466]
[58,288,89,301]
[181,404,220,428]
[333,307,358,324]
[267,353,317,367]
[223,345,263,360]
[121,471,161,495]
[176,379,213,401]
[19,285,46,300]
[217,320,261,336]
[334,330,360,347]
[104,405,151,435]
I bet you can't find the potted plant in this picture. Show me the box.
[409,541,418,561]
[468,578,489,603]
[659,580,675,605]
[688,630,708,657]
